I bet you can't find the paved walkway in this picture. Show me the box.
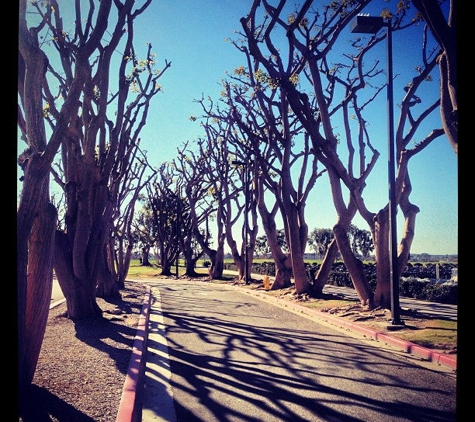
[138,280,457,422]
[49,276,457,422]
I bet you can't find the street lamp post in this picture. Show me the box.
[351,14,403,326]
[232,160,250,285]
[175,185,180,279]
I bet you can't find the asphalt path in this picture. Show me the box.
[50,276,457,321]
[141,280,457,422]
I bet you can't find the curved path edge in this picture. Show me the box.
[119,279,456,421]
[235,285,457,371]
[116,286,152,422]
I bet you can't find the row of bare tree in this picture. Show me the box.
[17,0,456,411]
[130,0,457,309]
[17,0,172,403]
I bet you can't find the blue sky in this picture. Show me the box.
[130,0,457,256]
[20,1,456,256]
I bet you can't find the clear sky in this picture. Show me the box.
[27,0,456,256]
[130,0,457,256]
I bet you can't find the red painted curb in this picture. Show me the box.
[242,288,457,372]
[348,322,379,340]
[435,353,457,371]
[116,287,152,422]
[377,333,412,352]
[409,344,433,361]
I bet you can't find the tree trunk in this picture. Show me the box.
[208,240,225,279]
[256,179,293,289]
[182,238,201,277]
[160,261,174,276]
[372,209,391,309]
[18,4,56,397]
[54,231,103,319]
[19,203,57,400]
[96,244,121,299]
[311,239,339,296]
[184,259,199,277]
[159,242,174,276]
[141,245,152,266]
[289,248,310,294]
[334,223,374,307]
[284,208,310,295]
[116,238,132,289]
[227,235,245,281]
[270,255,293,290]
[372,191,419,310]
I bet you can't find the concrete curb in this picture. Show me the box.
[49,298,66,309]
[238,287,457,371]
[116,286,152,422]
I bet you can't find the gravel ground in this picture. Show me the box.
[19,281,149,422]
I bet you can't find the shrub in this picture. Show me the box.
[247,261,457,304]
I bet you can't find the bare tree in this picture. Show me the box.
[239,0,447,309]
[108,149,157,291]
[132,200,156,266]
[145,167,181,276]
[174,141,224,279]
[411,0,457,155]
[196,97,260,282]
[217,57,323,294]
[17,0,113,395]
[17,0,169,400]
[174,182,206,277]
[37,0,170,319]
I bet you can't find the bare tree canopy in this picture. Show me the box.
[17,0,170,401]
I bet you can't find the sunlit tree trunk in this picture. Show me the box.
[284,208,310,295]
[372,209,391,309]
[311,239,339,296]
[334,222,374,307]
[256,178,293,289]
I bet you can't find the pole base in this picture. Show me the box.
[386,320,405,330]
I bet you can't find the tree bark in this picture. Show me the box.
[311,239,339,296]
[208,237,225,280]
[334,223,374,307]
[270,257,294,290]
[141,245,152,266]
[54,231,103,319]
[256,178,293,289]
[19,203,57,398]
[96,243,121,299]
[18,0,59,398]
[372,209,391,309]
